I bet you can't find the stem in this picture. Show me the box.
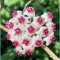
[0,24,8,32]
[40,44,59,60]
[0,24,59,60]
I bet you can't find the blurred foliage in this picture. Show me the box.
[0,0,60,60]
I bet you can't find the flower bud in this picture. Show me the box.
[23,7,35,18]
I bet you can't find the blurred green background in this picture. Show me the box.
[0,0,60,60]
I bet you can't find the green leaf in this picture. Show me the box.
[1,8,10,18]
[2,19,6,24]
[4,0,19,6]
[55,42,60,50]
[19,0,24,7]
[0,8,5,15]
[44,57,49,60]
[1,49,16,60]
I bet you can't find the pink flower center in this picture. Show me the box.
[6,33,11,40]
[22,39,30,46]
[12,11,17,17]
[43,28,49,35]
[6,21,14,29]
[27,7,34,13]
[47,12,53,20]
[35,40,42,47]
[50,36,55,43]
[37,17,44,24]
[25,49,32,55]
[18,16,25,24]
[27,26,35,33]
[12,41,19,47]
[16,50,22,56]
[15,28,22,34]
[9,22,14,29]
[51,23,56,30]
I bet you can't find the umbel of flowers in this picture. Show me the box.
[6,7,56,56]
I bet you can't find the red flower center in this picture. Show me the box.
[50,36,55,43]
[47,12,53,20]
[18,16,25,24]
[37,17,44,24]
[43,28,49,35]
[6,21,14,29]
[12,41,19,47]
[25,50,32,55]
[9,22,14,29]
[16,50,22,56]
[22,39,30,46]
[35,40,42,47]
[15,28,22,34]
[51,23,56,30]
[6,33,11,40]
[27,26,35,33]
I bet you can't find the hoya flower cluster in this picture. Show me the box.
[6,7,56,56]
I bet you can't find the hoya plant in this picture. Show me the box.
[0,0,59,60]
